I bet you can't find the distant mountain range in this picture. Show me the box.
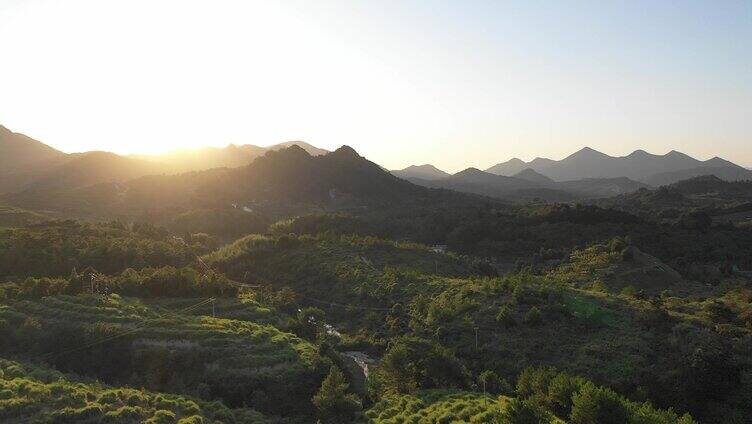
[401,166,649,201]
[392,147,752,200]
[2,123,751,212]
[484,147,751,185]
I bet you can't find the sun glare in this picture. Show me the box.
[1,0,750,170]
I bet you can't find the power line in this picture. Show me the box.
[37,297,215,361]
[302,295,394,312]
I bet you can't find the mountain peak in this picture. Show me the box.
[568,146,609,159]
[458,167,483,174]
[391,164,450,181]
[513,168,554,184]
[627,149,653,158]
[485,157,532,176]
[266,141,328,156]
[407,164,440,171]
[331,145,361,159]
[265,144,312,163]
[665,150,691,158]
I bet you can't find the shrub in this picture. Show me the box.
[524,307,542,326]
[495,305,516,327]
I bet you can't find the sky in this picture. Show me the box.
[0,0,750,172]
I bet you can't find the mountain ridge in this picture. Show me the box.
[0,124,331,195]
[485,147,751,185]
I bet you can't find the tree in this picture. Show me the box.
[496,305,516,327]
[297,307,326,340]
[524,307,543,326]
[369,336,470,396]
[500,398,550,424]
[312,367,362,423]
[570,382,629,424]
[679,211,711,231]
[478,370,511,395]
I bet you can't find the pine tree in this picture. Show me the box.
[312,367,362,423]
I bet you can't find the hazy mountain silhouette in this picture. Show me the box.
[448,168,539,190]
[0,124,331,195]
[556,177,649,198]
[486,158,528,176]
[644,165,752,187]
[405,168,578,201]
[266,141,328,156]
[512,168,555,185]
[486,147,751,185]
[0,125,66,171]
[131,144,266,173]
[22,151,166,193]
[133,141,328,173]
[2,122,748,210]
[403,166,648,201]
[0,125,69,193]
[3,145,471,218]
[391,164,451,180]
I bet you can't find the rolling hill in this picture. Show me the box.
[403,167,648,202]
[597,175,752,224]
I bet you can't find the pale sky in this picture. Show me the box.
[1,0,750,172]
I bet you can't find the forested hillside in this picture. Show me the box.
[1,148,751,423]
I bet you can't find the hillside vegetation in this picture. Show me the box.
[200,229,751,422]
[2,142,752,423]
[0,358,268,423]
[0,294,329,419]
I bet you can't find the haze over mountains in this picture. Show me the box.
[131,140,329,173]
[484,146,751,185]
[0,124,328,195]
[2,123,751,212]
[391,164,451,181]
[392,146,752,201]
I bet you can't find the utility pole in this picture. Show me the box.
[475,327,479,351]
[211,298,215,318]
[483,379,487,407]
